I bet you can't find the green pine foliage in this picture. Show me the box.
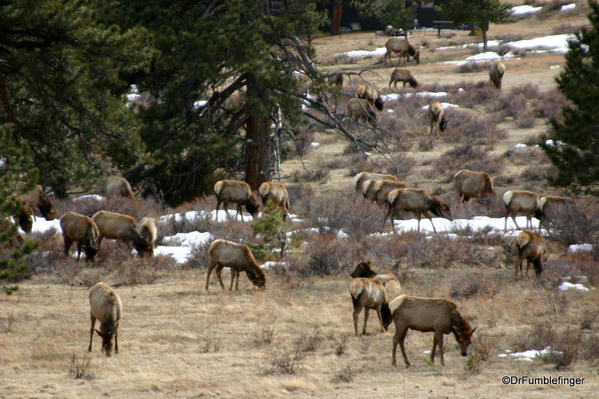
[251,201,291,258]
[541,1,599,194]
[438,0,510,51]
[352,0,417,35]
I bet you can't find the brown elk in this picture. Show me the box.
[259,182,291,220]
[352,172,397,194]
[454,169,496,203]
[429,101,448,139]
[515,231,547,280]
[88,282,122,357]
[349,277,392,336]
[59,212,100,262]
[206,239,266,291]
[350,261,402,299]
[384,38,420,66]
[356,84,384,111]
[489,62,506,89]
[503,190,539,231]
[389,68,419,89]
[214,180,261,220]
[384,188,451,233]
[389,295,476,367]
[15,185,57,233]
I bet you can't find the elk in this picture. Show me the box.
[389,68,419,89]
[214,180,261,220]
[389,295,476,367]
[515,231,547,280]
[15,185,57,233]
[384,38,420,66]
[59,212,100,262]
[429,101,448,139]
[91,211,154,256]
[206,239,266,290]
[454,169,496,203]
[350,261,402,299]
[259,181,291,220]
[88,282,122,357]
[363,179,409,205]
[503,190,539,232]
[105,176,135,200]
[349,277,392,336]
[489,62,506,89]
[352,172,397,194]
[347,98,378,127]
[384,188,451,233]
[356,84,384,111]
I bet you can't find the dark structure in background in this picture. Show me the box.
[323,1,446,34]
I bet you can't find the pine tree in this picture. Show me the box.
[438,0,510,51]
[541,1,599,194]
[352,1,417,39]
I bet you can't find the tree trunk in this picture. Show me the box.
[331,1,343,35]
[245,73,271,190]
[481,21,489,52]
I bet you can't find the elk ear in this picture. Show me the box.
[471,326,478,334]
[95,329,103,337]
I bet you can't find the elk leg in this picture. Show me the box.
[436,330,445,365]
[88,316,96,352]
[428,216,437,234]
[376,306,385,333]
[512,215,520,230]
[398,327,411,367]
[114,330,119,354]
[205,260,218,290]
[352,304,363,336]
[362,308,369,335]
[63,236,73,257]
[214,264,225,289]
[76,243,83,262]
[235,269,240,290]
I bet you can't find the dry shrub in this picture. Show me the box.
[268,350,305,375]
[294,329,323,352]
[552,24,583,34]
[286,183,315,207]
[66,196,161,220]
[112,256,179,285]
[293,128,316,156]
[519,165,554,183]
[542,198,599,247]
[346,155,379,177]
[533,89,567,120]
[491,93,528,118]
[453,83,500,108]
[457,62,491,74]
[471,332,497,362]
[433,145,501,175]
[449,273,498,299]
[441,110,506,144]
[332,365,360,383]
[384,153,417,179]
[334,334,350,356]
[301,235,355,276]
[199,336,222,353]
[291,168,329,183]
[391,234,480,269]
[69,353,94,380]
[186,241,211,269]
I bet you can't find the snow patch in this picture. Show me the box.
[162,231,212,247]
[568,244,593,253]
[559,282,590,292]
[154,246,194,264]
[561,3,576,12]
[510,5,542,16]
[498,347,561,361]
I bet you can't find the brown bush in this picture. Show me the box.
[449,273,498,299]
[301,235,355,276]
[433,145,501,176]
[441,110,506,144]
[456,62,491,74]
[452,83,500,109]
[384,153,417,179]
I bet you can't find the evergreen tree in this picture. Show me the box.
[438,0,510,51]
[0,0,152,197]
[542,1,599,194]
[101,0,324,205]
[352,0,417,39]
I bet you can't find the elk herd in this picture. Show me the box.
[344,37,506,139]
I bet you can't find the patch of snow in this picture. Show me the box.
[545,139,563,147]
[261,261,288,270]
[550,65,560,69]
[154,246,193,264]
[559,282,590,292]
[514,143,527,148]
[193,100,208,108]
[72,194,105,202]
[162,231,212,247]
[310,142,320,148]
[386,215,539,235]
[561,3,576,12]
[505,34,575,54]
[510,5,542,16]
[382,91,448,102]
[159,209,254,224]
[26,218,61,234]
[498,347,560,361]
[333,47,386,59]
[568,244,593,253]
[421,102,458,111]
[457,88,465,92]
[466,52,502,62]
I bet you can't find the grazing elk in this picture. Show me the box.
[384,38,420,66]
[454,169,496,203]
[88,282,122,357]
[137,217,157,257]
[60,212,100,262]
[214,180,261,220]
[429,101,448,139]
[15,185,57,233]
[349,277,392,336]
[352,172,397,194]
[105,176,135,200]
[206,239,266,291]
[389,295,476,367]
[356,84,384,111]
[92,211,155,256]
[351,261,402,299]
[259,181,291,220]
[347,98,378,127]
[515,231,547,280]
[384,188,451,233]
[489,62,506,89]
[503,190,539,232]
[363,179,409,205]
[389,68,419,89]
